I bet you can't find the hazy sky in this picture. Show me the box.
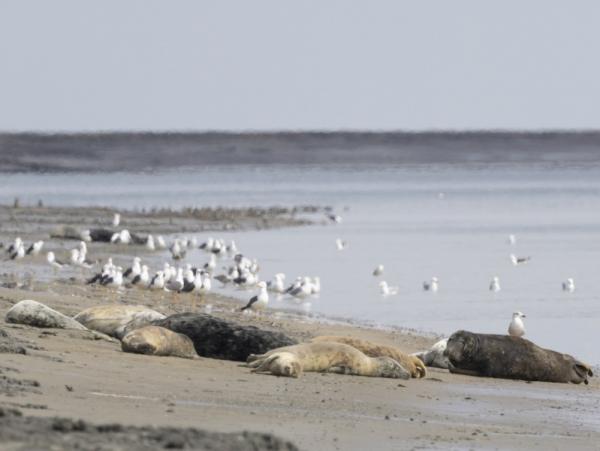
[1,1,600,131]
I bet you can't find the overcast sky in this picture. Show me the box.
[1,1,599,131]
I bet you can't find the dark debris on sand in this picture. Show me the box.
[0,328,28,355]
[0,407,299,451]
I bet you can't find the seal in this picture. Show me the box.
[247,342,411,379]
[73,305,165,339]
[5,300,88,331]
[153,312,297,361]
[312,335,426,378]
[445,330,593,385]
[121,326,198,359]
[412,338,450,369]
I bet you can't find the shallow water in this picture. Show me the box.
[3,163,600,364]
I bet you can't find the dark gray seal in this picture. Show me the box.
[445,330,593,385]
[153,313,297,361]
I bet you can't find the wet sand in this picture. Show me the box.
[0,206,599,450]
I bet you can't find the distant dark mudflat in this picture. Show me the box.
[1,131,600,172]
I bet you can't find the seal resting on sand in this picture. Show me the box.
[153,313,297,361]
[74,305,165,339]
[5,300,87,331]
[412,338,450,369]
[121,326,197,359]
[247,342,410,379]
[445,330,593,385]
[311,335,426,378]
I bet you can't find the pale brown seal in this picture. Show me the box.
[312,335,426,378]
[121,326,197,359]
[73,305,165,339]
[247,342,410,379]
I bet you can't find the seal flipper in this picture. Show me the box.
[448,364,482,378]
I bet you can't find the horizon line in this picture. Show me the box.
[3,127,600,135]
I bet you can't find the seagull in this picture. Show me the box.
[203,254,217,273]
[149,271,165,290]
[102,267,123,289]
[240,281,269,312]
[9,243,25,260]
[200,272,212,294]
[6,237,22,255]
[289,277,313,299]
[70,249,81,266]
[310,277,321,295]
[379,281,398,296]
[146,235,155,251]
[326,213,342,224]
[46,251,67,270]
[165,267,184,292]
[156,235,167,249]
[169,239,186,260]
[199,237,214,251]
[267,273,286,293]
[489,276,501,292]
[510,254,531,266]
[508,234,516,245]
[227,240,238,254]
[423,277,439,292]
[372,264,384,277]
[508,311,526,337]
[123,257,141,279]
[335,238,347,251]
[112,213,121,227]
[25,240,44,256]
[193,272,212,296]
[562,278,575,293]
[132,265,150,286]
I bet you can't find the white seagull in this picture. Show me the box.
[508,311,526,337]
[335,238,347,251]
[241,281,269,312]
[379,281,398,297]
[146,235,155,251]
[267,273,286,293]
[132,265,150,286]
[47,251,67,270]
[562,278,575,293]
[112,213,121,227]
[372,264,384,277]
[25,240,44,256]
[508,234,516,245]
[423,277,439,292]
[149,271,165,290]
[489,276,501,292]
[510,254,531,266]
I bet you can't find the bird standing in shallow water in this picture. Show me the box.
[372,264,384,277]
[423,277,439,292]
[562,278,575,293]
[510,254,531,266]
[489,276,501,292]
[379,281,398,296]
[335,238,347,251]
[508,311,526,337]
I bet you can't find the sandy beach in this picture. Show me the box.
[0,204,598,450]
